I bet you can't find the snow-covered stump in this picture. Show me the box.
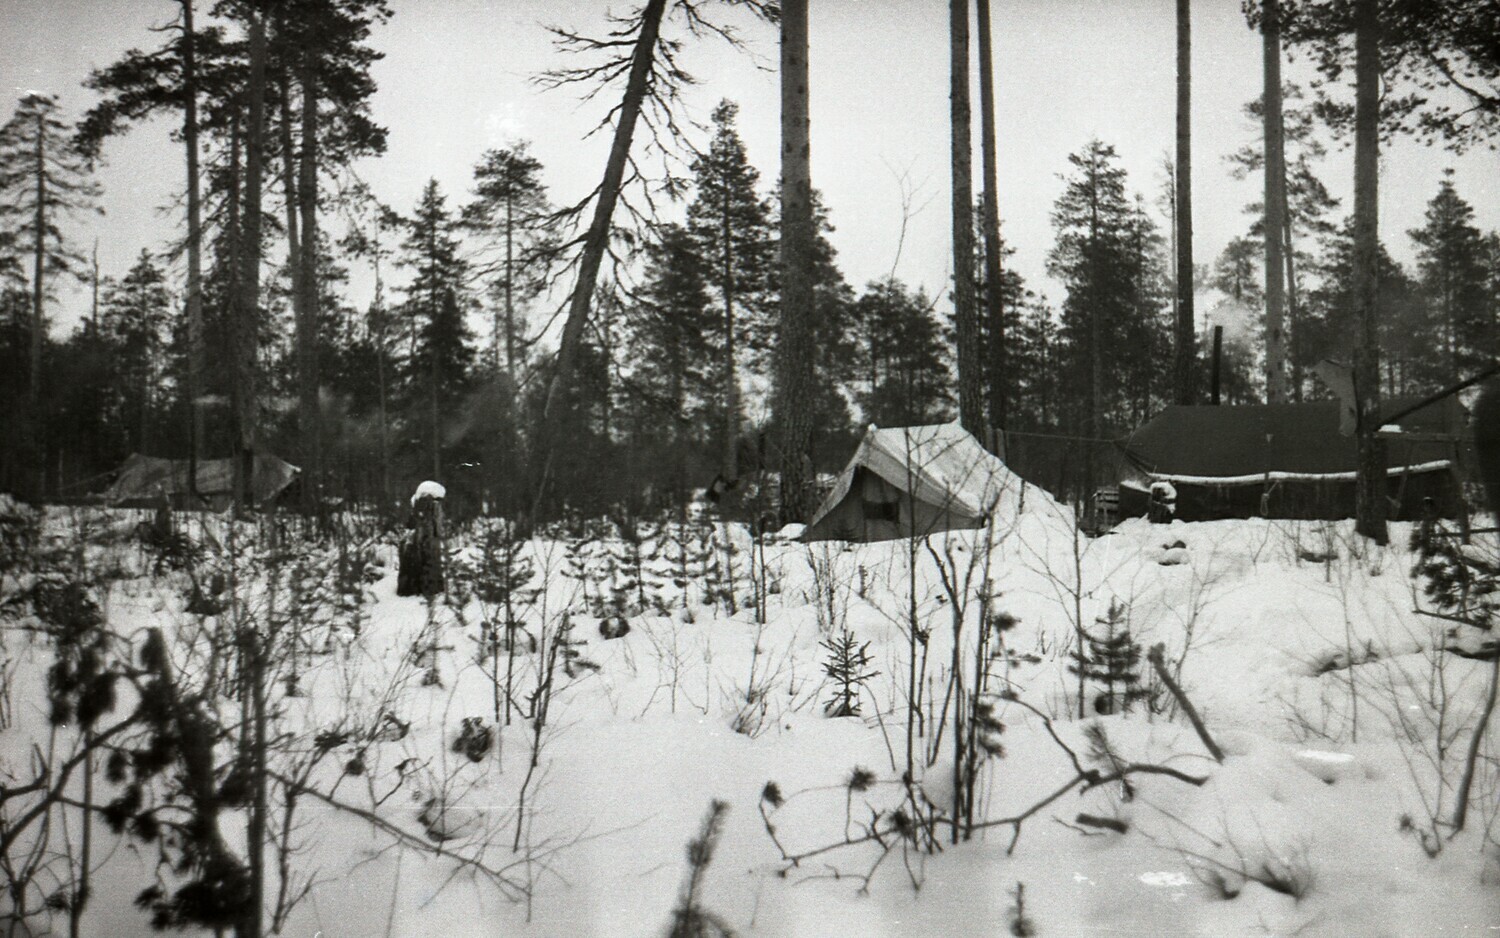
[398,482,446,598]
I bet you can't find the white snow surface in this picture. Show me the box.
[410,479,447,505]
[2,506,1499,936]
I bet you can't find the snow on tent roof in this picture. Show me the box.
[104,453,300,508]
[1118,397,1465,480]
[802,422,1035,541]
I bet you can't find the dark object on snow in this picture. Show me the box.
[451,717,492,763]
[397,493,445,597]
[1115,398,1468,522]
[599,616,631,640]
[1147,482,1176,524]
[1074,812,1129,834]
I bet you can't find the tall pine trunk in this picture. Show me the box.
[1262,0,1291,403]
[721,188,739,484]
[976,0,1005,433]
[535,0,667,513]
[1172,0,1195,405]
[1283,212,1303,400]
[298,65,321,510]
[30,111,47,497]
[1352,0,1387,544]
[773,0,816,523]
[182,0,205,496]
[233,12,265,514]
[30,111,44,408]
[950,0,983,438]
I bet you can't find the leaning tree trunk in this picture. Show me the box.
[1352,0,1387,545]
[534,0,668,514]
[1172,0,1195,405]
[976,0,1006,434]
[1263,0,1292,403]
[950,0,984,439]
[772,0,817,524]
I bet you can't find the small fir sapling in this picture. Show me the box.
[667,800,735,938]
[1411,518,1499,629]
[608,506,661,614]
[1007,882,1036,937]
[821,629,879,717]
[1069,598,1149,715]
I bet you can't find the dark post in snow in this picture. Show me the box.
[398,483,446,598]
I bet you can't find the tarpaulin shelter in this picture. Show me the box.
[802,423,1032,542]
[104,453,299,511]
[1115,398,1469,522]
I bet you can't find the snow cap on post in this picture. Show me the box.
[411,480,447,506]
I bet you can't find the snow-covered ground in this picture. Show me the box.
[2,499,1498,936]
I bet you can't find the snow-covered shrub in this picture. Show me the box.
[451,716,493,763]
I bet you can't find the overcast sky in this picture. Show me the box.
[3,0,1498,341]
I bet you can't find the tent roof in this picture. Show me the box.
[104,453,299,506]
[805,423,1023,534]
[1118,397,1465,480]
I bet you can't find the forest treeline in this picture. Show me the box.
[0,0,1497,524]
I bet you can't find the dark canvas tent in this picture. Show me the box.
[104,453,300,511]
[802,423,1034,542]
[1115,398,1468,522]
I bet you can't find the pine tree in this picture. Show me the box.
[1229,83,1342,400]
[1213,236,1264,307]
[1047,142,1170,476]
[466,143,554,383]
[687,100,775,486]
[1410,171,1494,385]
[396,179,475,480]
[1069,598,1148,715]
[100,251,175,454]
[624,223,716,494]
[852,278,953,426]
[0,93,101,427]
[772,0,818,524]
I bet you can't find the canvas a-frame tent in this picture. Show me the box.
[1114,398,1468,522]
[104,453,300,511]
[802,423,1029,542]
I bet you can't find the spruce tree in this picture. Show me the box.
[821,629,878,718]
[852,278,953,426]
[624,223,716,493]
[397,180,475,480]
[687,100,775,486]
[100,251,175,454]
[1410,172,1493,385]
[1069,598,1148,716]
[1047,141,1170,484]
